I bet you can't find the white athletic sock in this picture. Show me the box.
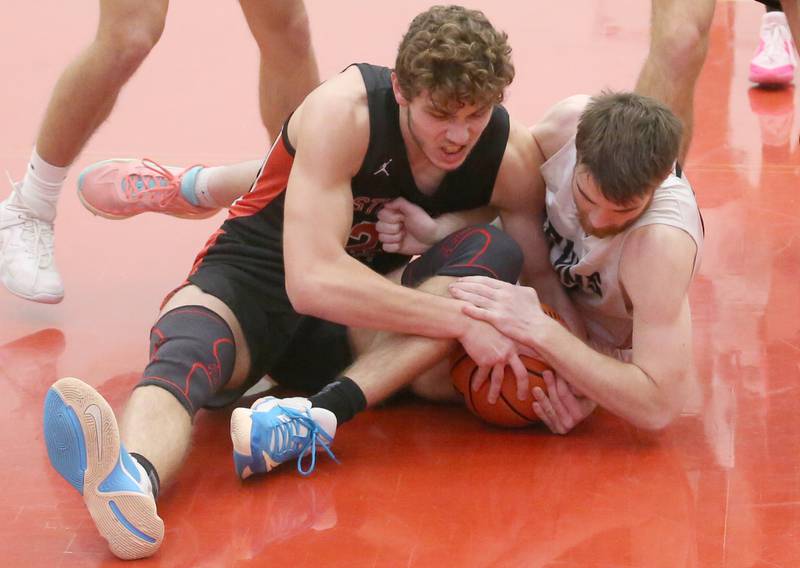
[129,455,156,499]
[193,166,223,208]
[17,148,68,222]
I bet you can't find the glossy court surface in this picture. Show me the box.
[1,1,798,566]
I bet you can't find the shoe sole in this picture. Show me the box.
[230,407,260,479]
[0,274,63,303]
[77,159,220,220]
[43,377,164,559]
[749,67,794,86]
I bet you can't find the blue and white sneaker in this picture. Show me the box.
[43,377,164,559]
[230,396,338,480]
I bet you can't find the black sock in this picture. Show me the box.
[308,376,367,425]
[130,452,161,500]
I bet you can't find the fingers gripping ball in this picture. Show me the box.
[451,353,549,427]
[450,304,564,428]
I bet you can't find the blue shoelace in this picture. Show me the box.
[265,405,339,476]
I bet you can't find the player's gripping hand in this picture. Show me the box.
[377,197,438,255]
[449,276,553,346]
[459,317,530,404]
[533,370,596,434]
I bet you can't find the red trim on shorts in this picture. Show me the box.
[228,134,294,219]
[188,228,225,277]
[161,133,296,310]
[159,227,226,310]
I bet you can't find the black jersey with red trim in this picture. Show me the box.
[347,63,509,272]
[188,63,510,306]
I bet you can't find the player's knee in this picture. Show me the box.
[477,224,524,281]
[282,12,313,54]
[409,373,461,403]
[98,17,165,76]
[650,20,710,76]
[247,1,313,53]
[402,224,523,287]
[137,306,236,418]
[275,5,313,46]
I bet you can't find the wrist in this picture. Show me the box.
[433,213,462,242]
[432,220,449,243]
[529,313,560,354]
[443,297,472,339]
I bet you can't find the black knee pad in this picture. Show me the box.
[138,305,236,417]
[401,224,523,287]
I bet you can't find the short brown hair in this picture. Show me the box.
[395,5,514,111]
[576,91,682,204]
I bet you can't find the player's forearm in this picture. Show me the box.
[433,207,497,241]
[522,266,585,340]
[287,253,467,339]
[528,320,681,430]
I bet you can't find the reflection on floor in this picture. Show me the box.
[1,1,798,566]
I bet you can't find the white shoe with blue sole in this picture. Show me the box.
[43,377,164,559]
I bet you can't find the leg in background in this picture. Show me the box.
[635,0,716,164]
[239,0,320,142]
[0,0,168,303]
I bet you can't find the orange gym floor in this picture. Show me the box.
[1,1,799,566]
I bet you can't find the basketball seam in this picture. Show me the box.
[450,352,470,374]
[454,352,549,426]
[498,391,538,424]
[467,364,478,412]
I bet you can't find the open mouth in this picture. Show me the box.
[440,145,466,163]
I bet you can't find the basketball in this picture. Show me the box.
[450,304,564,428]
[451,352,550,427]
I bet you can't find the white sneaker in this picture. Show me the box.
[750,12,797,86]
[0,186,63,303]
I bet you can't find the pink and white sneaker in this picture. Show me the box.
[749,12,797,86]
[77,159,219,220]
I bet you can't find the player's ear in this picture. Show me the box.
[391,72,410,108]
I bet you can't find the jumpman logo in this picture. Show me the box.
[373,159,392,177]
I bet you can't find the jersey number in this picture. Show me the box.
[346,222,380,258]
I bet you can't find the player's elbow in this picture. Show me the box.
[634,406,677,431]
[285,268,324,315]
[626,365,689,431]
[632,394,684,431]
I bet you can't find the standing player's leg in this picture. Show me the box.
[43,285,253,559]
[239,0,320,141]
[0,0,168,303]
[76,158,263,219]
[635,0,716,165]
[73,0,321,221]
[780,1,800,61]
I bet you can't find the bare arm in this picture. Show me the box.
[529,95,590,161]
[284,80,464,338]
[376,197,496,255]
[492,119,585,337]
[521,224,696,429]
[282,73,520,374]
[450,223,696,430]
